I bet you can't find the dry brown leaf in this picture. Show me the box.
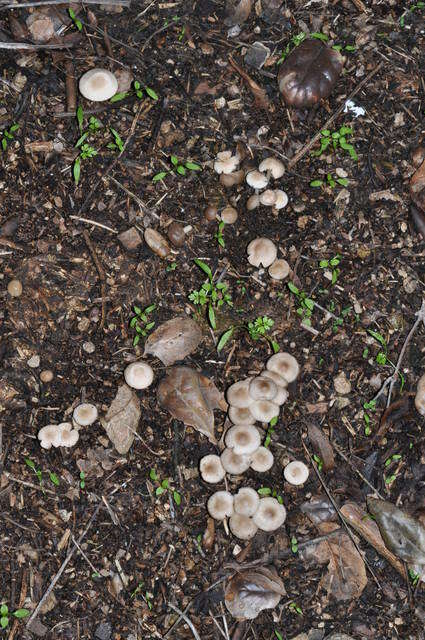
[225,567,286,620]
[157,366,225,443]
[144,317,202,366]
[225,0,253,25]
[301,522,367,601]
[307,423,335,471]
[101,384,141,454]
[410,159,425,212]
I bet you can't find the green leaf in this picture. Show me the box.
[1,617,8,629]
[319,259,329,268]
[134,80,141,90]
[310,179,323,187]
[337,177,349,186]
[155,486,165,496]
[73,157,81,185]
[0,606,8,616]
[304,298,314,311]
[76,105,84,131]
[133,335,140,346]
[145,322,155,331]
[13,609,29,619]
[376,352,387,365]
[144,303,156,314]
[208,303,216,329]
[176,165,186,175]
[311,32,328,41]
[258,487,272,496]
[367,329,387,349]
[9,124,19,133]
[185,162,202,171]
[170,155,179,166]
[287,282,299,295]
[149,469,158,481]
[194,258,212,280]
[110,91,130,103]
[161,478,169,489]
[217,327,234,352]
[275,631,283,640]
[269,416,278,427]
[24,458,36,470]
[75,132,88,148]
[146,87,159,100]
[271,340,280,354]
[152,171,167,182]
[173,490,181,505]
[49,472,59,486]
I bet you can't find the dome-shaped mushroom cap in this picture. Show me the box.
[268,259,290,281]
[258,158,285,179]
[267,352,300,383]
[253,497,286,531]
[200,454,226,483]
[229,513,258,540]
[207,490,234,520]
[38,424,62,449]
[220,448,251,475]
[79,68,118,102]
[221,206,238,224]
[259,189,277,206]
[73,403,98,426]
[214,151,240,175]
[234,487,260,516]
[247,194,260,211]
[225,424,261,456]
[59,428,80,447]
[124,361,154,390]
[272,385,289,406]
[284,460,309,486]
[273,190,288,210]
[250,399,279,423]
[260,370,288,388]
[249,377,277,401]
[250,446,274,472]
[228,405,254,425]
[226,378,254,408]
[247,238,277,268]
[246,170,269,190]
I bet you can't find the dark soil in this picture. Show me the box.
[0,1,424,639]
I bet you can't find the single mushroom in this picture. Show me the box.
[273,190,289,211]
[229,513,258,540]
[214,151,240,175]
[59,428,80,448]
[246,170,269,191]
[250,399,279,423]
[284,460,309,486]
[225,424,261,456]
[221,206,238,224]
[268,259,290,281]
[221,448,251,475]
[253,497,286,531]
[200,454,226,483]
[228,405,254,425]
[247,237,277,268]
[267,352,300,383]
[415,373,425,416]
[167,222,186,247]
[124,361,154,390]
[259,189,277,207]
[220,169,245,187]
[260,370,288,388]
[258,158,285,180]
[79,68,118,102]
[73,403,98,427]
[247,194,260,211]
[7,279,22,297]
[234,487,260,516]
[250,446,274,472]
[207,490,234,520]
[249,377,277,401]
[204,205,218,222]
[226,378,254,408]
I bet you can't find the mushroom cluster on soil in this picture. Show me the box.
[246,158,288,214]
[247,237,290,282]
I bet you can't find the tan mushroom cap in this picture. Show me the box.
[73,403,98,427]
[59,428,80,447]
[249,377,277,401]
[124,361,154,390]
[247,194,260,211]
[220,448,251,475]
[268,259,290,281]
[234,487,260,516]
[221,206,238,224]
[226,378,254,408]
[267,352,300,383]
[207,490,234,520]
[79,68,118,102]
[228,405,254,425]
[200,454,226,483]
[220,169,244,187]
[247,237,277,268]
[260,370,288,389]
[214,151,240,175]
[253,497,286,531]
[229,513,258,540]
[273,385,289,406]
[273,190,289,210]
[415,373,425,416]
[284,460,309,486]
[225,424,261,456]
[38,424,62,449]
[250,399,279,423]
[258,158,285,179]
[250,446,274,472]
[246,170,269,190]
[259,189,277,206]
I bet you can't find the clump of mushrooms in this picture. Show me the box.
[247,237,290,283]
[38,422,79,449]
[245,157,288,213]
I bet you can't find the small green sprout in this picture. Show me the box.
[287,282,315,327]
[189,259,232,330]
[0,604,30,629]
[110,80,158,103]
[264,415,278,448]
[310,173,349,189]
[129,304,156,346]
[1,123,19,152]
[409,568,420,586]
[363,399,377,436]
[149,469,181,505]
[312,126,358,161]
[277,32,307,64]
[68,7,82,31]
[215,221,226,248]
[257,486,284,504]
[217,316,279,354]
[275,631,284,640]
[288,602,303,615]
[166,262,178,272]
[107,127,124,153]
[153,155,202,182]
[312,454,323,471]
[79,471,85,489]
[291,536,298,554]
[319,254,341,285]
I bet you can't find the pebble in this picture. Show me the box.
[78,317,90,332]
[40,369,54,383]
[118,226,142,251]
[27,355,40,368]
[244,41,270,69]
[7,278,22,297]
[335,167,348,178]
[83,341,95,354]
[334,372,351,395]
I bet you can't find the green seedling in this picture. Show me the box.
[363,399,377,436]
[79,471,86,489]
[288,602,303,615]
[68,7,82,31]
[275,631,284,640]
[312,126,358,161]
[149,469,181,506]
[319,254,341,285]
[110,79,158,103]
[277,31,336,64]
[215,221,226,248]
[1,123,19,152]
[73,106,99,185]
[129,303,156,346]
[152,155,202,182]
[367,328,406,391]
[257,486,284,505]
[312,454,323,471]
[400,1,424,27]
[384,454,402,486]
[188,259,232,330]
[24,458,59,492]
[217,315,279,353]
[0,604,30,629]
[287,282,315,327]
[130,582,154,609]
[166,262,177,272]
[291,536,298,554]
[107,127,124,153]
[310,173,349,189]
[409,568,420,586]
[264,415,278,448]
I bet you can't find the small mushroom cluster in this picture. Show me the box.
[207,489,286,540]
[211,150,242,224]
[246,158,288,213]
[247,237,290,282]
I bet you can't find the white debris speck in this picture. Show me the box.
[344,99,365,118]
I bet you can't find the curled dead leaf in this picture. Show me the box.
[225,566,286,620]
[224,0,252,26]
[144,317,202,366]
[307,423,335,471]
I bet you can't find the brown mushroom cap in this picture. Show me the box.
[167,222,186,247]
[260,370,288,388]
[220,170,245,187]
[221,206,238,224]
[200,454,226,483]
[226,378,254,408]
[228,405,254,425]
[250,399,279,423]
[253,497,286,531]
[220,448,251,475]
[247,238,277,268]
[266,352,300,383]
[207,490,234,520]
[229,513,258,540]
[234,487,260,516]
[247,194,260,211]
[250,446,274,472]
[249,377,277,401]
[268,259,290,281]
[225,424,261,456]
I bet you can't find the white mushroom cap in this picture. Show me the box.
[246,170,269,190]
[267,352,300,383]
[124,361,154,390]
[259,189,277,206]
[220,448,251,475]
[225,424,261,456]
[221,206,238,224]
[38,424,62,449]
[415,373,425,416]
[249,377,277,401]
[260,370,288,389]
[79,68,118,102]
[284,460,309,486]
[200,454,226,483]
[250,400,279,423]
[73,403,98,427]
[229,513,258,540]
[273,385,289,406]
[268,259,290,281]
[234,487,260,516]
[253,497,286,531]
[250,447,274,472]
[228,405,254,425]
[59,428,80,448]
[214,151,240,175]
[247,194,260,211]
[226,378,254,408]
[258,158,285,179]
[247,238,277,268]
[273,190,289,210]
[207,490,234,520]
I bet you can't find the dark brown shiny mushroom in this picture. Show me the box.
[167,221,185,247]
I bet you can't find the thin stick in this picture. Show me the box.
[69,216,118,234]
[71,535,101,576]
[5,473,57,496]
[0,41,77,50]
[167,604,201,640]
[82,230,106,331]
[288,62,384,168]
[0,0,130,8]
